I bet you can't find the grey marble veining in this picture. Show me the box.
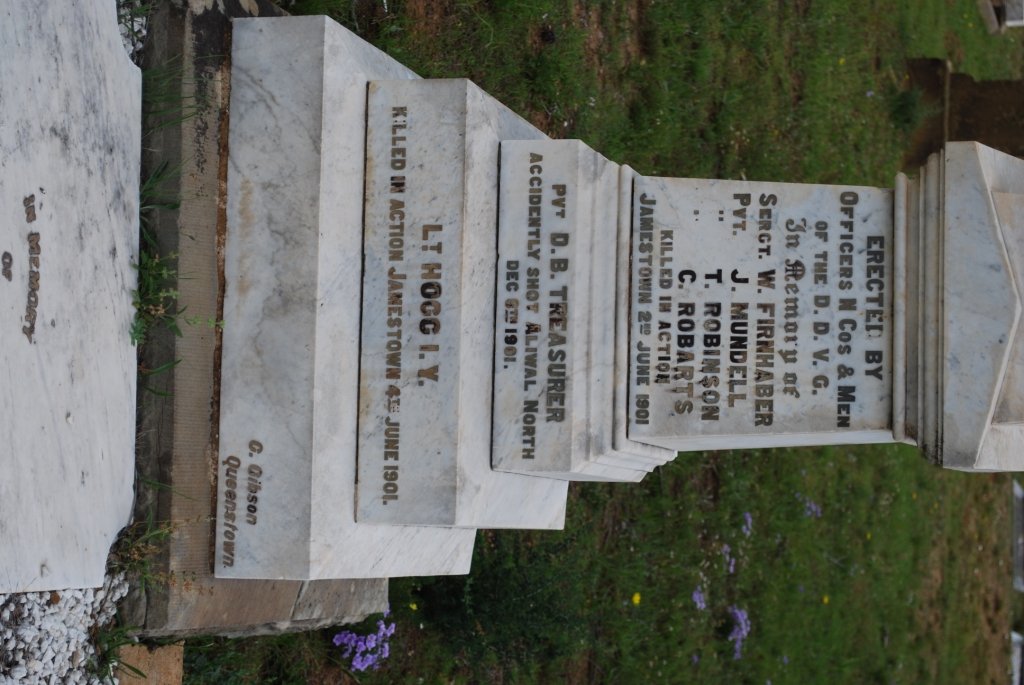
[218,18,475,580]
[356,79,568,527]
[628,176,894,451]
[0,0,139,593]
[491,139,653,481]
[934,143,1024,470]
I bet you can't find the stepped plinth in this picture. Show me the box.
[215,16,1024,582]
[898,143,1024,470]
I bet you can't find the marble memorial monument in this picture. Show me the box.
[217,15,1024,581]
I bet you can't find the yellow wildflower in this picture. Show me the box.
[632,592,642,606]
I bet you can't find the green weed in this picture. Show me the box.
[184,633,340,685]
[130,244,181,345]
[887,87,936,134]
[108,507,174,593]
[117,0,152,63]
[142,56,207,136]
[90,623,146,684]
[132,160,181,345]
[131,163,221,347]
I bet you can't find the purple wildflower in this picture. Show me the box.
[332,613,396,672]
[795,492,823,519]
[691,586,707,611]
[741,512,753,537]
[332,631,356,651]
[691,653,700,664]
[727,605,752,660]
[721,544,736,574]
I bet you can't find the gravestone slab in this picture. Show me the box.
[1007,0,1023,25]
[491,139,652,481]
[218,18,475,580]
[492,140,593,475]
[613,166,679,465]
[126,5,395,636]
[0,0,139,592]
[628,177,894,451]
[356,79,569,526]
[893,144,1024,469]
[932,142,1024,469]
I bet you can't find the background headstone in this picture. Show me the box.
[0,0,139,592]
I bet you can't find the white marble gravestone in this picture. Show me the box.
[0,0,139,592]
[219,18,475,580]
[218,16,1024,583]
[900,142,1024,470]
[491,139,669,480]
[627,178,894,450]
[623,142,1024,472]
[356,79,568,527]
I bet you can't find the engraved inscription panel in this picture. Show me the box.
[628,177,893,450]
[492,142,581,471]
[357,86,462,523]
[218,439,265,569]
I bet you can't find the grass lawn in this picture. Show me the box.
[182,1,1023,683]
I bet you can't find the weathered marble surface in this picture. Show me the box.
[934,143,1024,470]
[0,0,139,593]
[628,176,894,451]
[0,0,140,589]
[890,172,910,443]
[613,166,679,464]
[356,79,568,526]
[491,140,651,481]
[588,162,674,468]
[895,142,1024,470]
[219,18,475,580]
[492,140,588,474]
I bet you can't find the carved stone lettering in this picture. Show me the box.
[629,177,893,450]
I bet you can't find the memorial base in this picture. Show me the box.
[215,16,1024,584]
[218,17,475,581]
